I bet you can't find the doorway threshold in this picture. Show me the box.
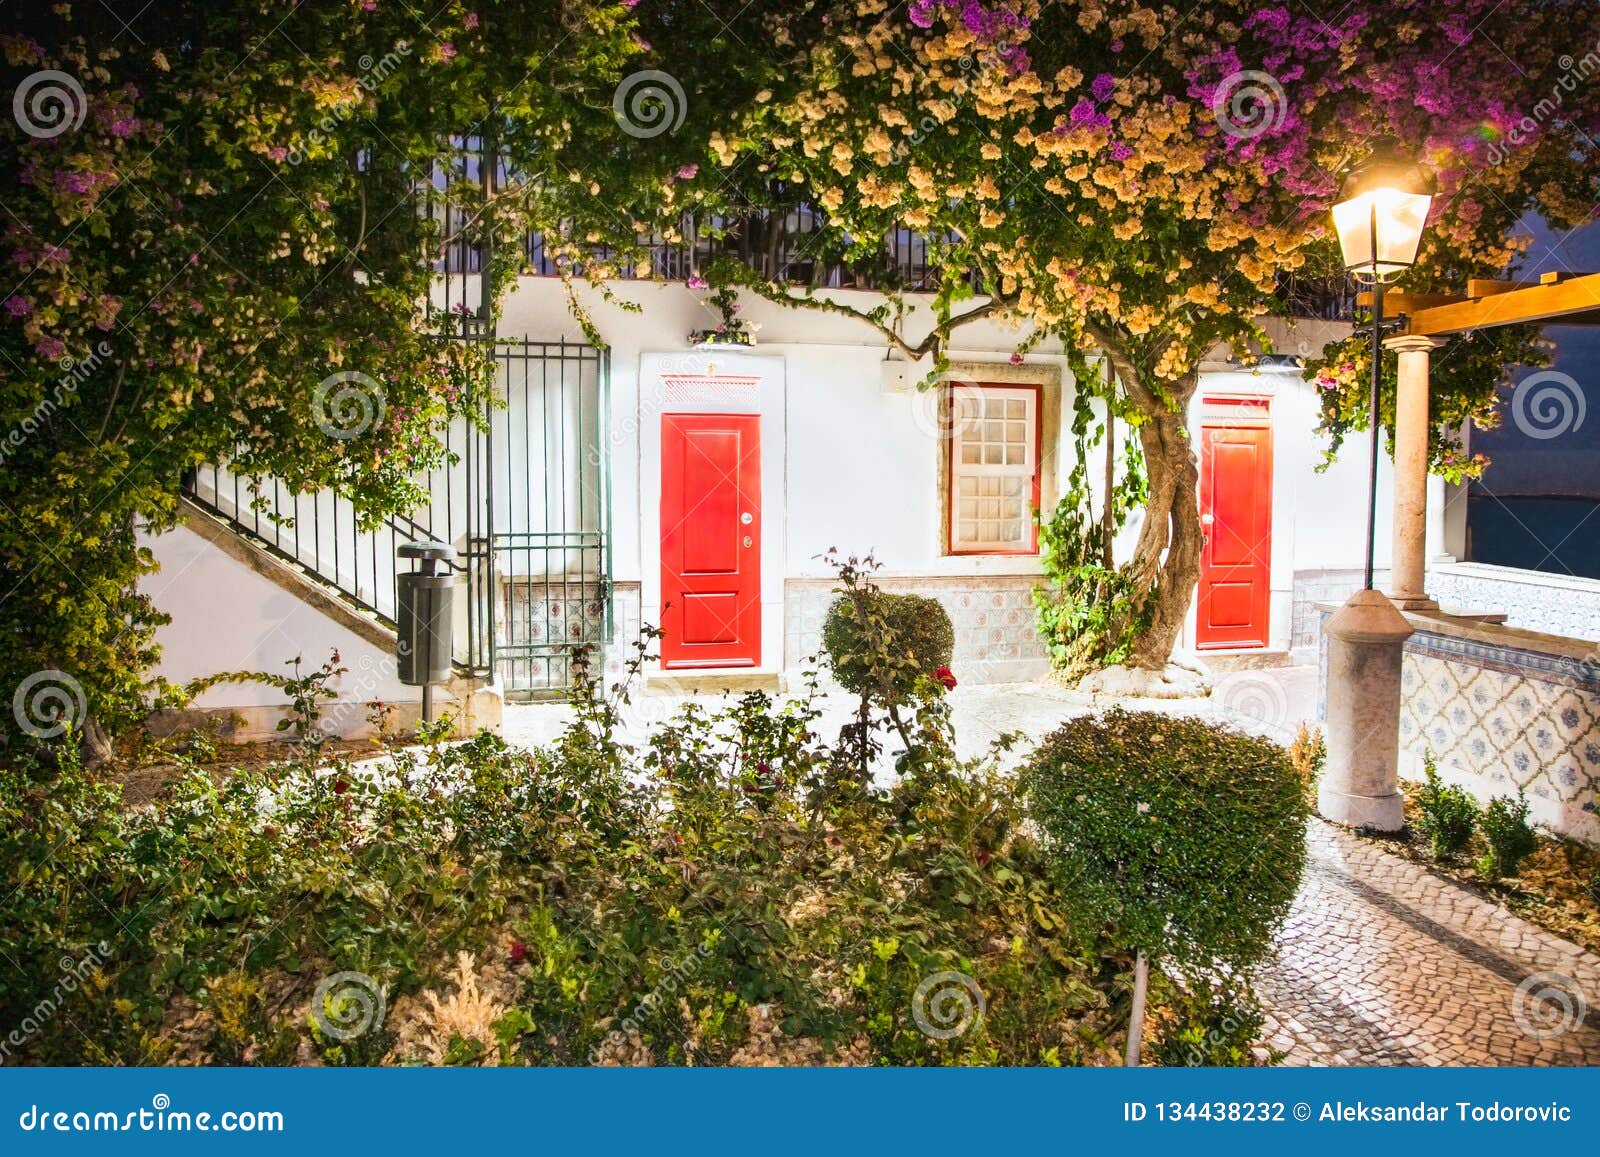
[645,671,783,694]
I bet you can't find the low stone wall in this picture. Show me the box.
[1427,562,1600,643]
[1320,605,1600,845]
[783,575,1050,684]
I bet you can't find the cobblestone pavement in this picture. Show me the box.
[502,668,1600,1065]
[1258,821,1600,1066]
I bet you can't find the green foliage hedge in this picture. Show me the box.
[1021,708,1309,977]
[821,591,954,701]
[2,670,1128,1066]
[1415,760,1478,861]
[1478,794,1539,880]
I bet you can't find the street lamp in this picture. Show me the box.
[1331,138,1433,590]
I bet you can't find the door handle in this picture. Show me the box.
[740,512,753,525]
[743,535,753,548]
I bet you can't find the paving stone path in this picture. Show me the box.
[1258,821,1600,1066]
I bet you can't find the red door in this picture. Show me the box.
[1197,405,1273,650]
[660,413,761,668]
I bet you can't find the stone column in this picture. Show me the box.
[1319,590,1414,832]
[1385,335,1445,610]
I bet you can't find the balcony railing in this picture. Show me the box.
[418,143,1352,321]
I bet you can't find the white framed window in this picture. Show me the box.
[947,383,1040,555]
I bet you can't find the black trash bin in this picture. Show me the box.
[397,541,456,721]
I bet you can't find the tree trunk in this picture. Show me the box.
[1083,327,1205,674]
[1126,378,1203,670]
[1125,949,1150,1066]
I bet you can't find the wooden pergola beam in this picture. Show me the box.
[1405,270,1600,335]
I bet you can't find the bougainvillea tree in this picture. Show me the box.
[0,1,645,744]
[5,0,1599,747]
[592,0,1600,676]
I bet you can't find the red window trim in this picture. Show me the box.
[945,381,1043,557]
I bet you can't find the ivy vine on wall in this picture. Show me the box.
[1033,355,1152,681]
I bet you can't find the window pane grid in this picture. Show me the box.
[949,386,1037,553]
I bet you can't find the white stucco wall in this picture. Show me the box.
[498,277,1381,660]
[142,521,422,730]
[142,276,1389,701]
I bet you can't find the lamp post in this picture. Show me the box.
[1317,139,1433,833]
[1330,139,1434,588]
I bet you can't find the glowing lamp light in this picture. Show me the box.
[1331,141,1434,283]
[1329,139,1433,592]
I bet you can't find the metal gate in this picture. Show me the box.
[476,339,612,698]
[184,336,612,699]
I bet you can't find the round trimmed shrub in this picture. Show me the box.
[821,591,954,701]
[1021,707,1308,975]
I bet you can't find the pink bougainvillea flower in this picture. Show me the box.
[677,163,699,179]
[686,275,709,289]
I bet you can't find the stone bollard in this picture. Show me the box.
[1319,589,1414,831]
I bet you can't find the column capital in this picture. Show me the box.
[1383,334,1446,354]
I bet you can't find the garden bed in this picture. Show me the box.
[1356,781,1600,956]
[6,574,1301,1067]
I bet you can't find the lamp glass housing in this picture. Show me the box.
[1333,187,1432,283]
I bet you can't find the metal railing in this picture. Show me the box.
[181,338,612,696]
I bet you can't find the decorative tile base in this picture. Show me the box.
[1319,605,1600,846]
[1428,563,1600,643]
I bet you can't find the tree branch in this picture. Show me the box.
[735,276,1010,361]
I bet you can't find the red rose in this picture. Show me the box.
[933,666,958,691]
[333,778,349,795]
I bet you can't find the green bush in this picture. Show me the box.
[1477,793,1539,879]
[1,630,1129,1067]
[1146,977,1274,1068]
[1021,708,1307,1062]
[1414,758,1478,861]
[1023,708,1308,973]
[821,589,954,702]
